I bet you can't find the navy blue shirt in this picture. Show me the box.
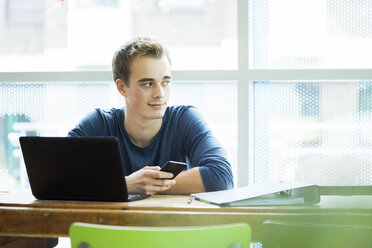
[68,105,233,191]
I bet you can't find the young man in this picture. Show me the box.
[68,37,233,194]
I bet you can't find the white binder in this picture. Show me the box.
[192,180,320,206]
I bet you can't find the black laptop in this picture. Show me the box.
[19,136,150,202]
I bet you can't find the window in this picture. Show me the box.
[0,0,237,190]
[251,0,372,69]
[6,0,44,26]
[1,0,372,190]
[249,0,372,186]
[0,0,237,70]
[253,81,372,186]
[0,80,237,189]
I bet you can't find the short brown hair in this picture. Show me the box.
[112,37,171,86]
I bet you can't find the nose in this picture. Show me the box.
[152,83,165,99]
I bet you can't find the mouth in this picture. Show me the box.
[148,102,166,108]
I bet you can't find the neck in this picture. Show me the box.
[124,111,163,148]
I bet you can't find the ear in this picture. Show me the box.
[116,79,127,97]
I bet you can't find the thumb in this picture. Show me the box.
[143,166,161,171]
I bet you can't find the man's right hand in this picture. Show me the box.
[125,166,176,194]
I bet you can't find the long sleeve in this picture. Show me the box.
[178,107,234,191]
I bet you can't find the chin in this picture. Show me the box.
[146,111,165,120]
[147,106,167,119]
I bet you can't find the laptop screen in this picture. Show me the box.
[20,136,148,202]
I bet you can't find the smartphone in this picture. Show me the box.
[160,161,187,179]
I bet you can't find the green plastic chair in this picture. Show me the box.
[262,220,372,248]
[69,222,251,248]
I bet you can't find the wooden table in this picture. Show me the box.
[1,190,372,242]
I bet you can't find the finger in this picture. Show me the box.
[143,170,173,179]
[144,176,176,187]
[141,177,176,194]
[154,178,176,186]
[155,170,174,179]
[143,183,173,194]
[142,166,161,171]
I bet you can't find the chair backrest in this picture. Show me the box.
[262,220,372,248]
[69,222,251,248]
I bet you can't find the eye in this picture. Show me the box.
[142,82,152,87]
[163,80,171,86]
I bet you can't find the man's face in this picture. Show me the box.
[124,55,171,120]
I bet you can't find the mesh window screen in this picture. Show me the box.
[251,0,372,69]
[253,81,372,186]
[0,81,237,189]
